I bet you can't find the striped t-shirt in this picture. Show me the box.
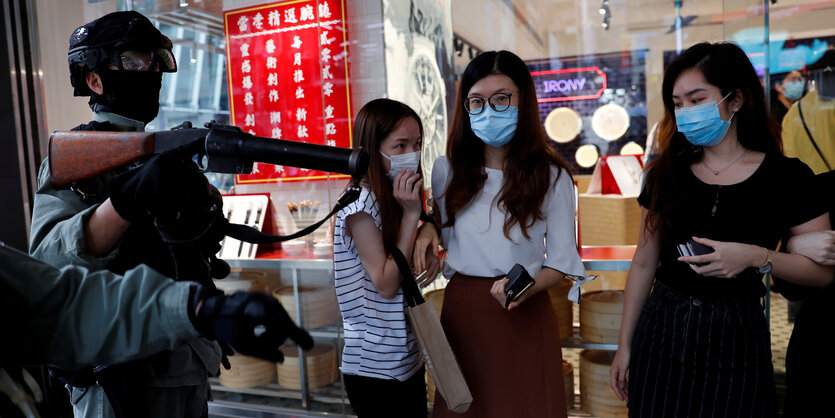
[333,187,423,381]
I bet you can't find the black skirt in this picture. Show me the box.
[627,281,776,418]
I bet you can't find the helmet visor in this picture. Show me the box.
[116,47,176,72]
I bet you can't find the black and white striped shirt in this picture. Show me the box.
[333,187,422,381]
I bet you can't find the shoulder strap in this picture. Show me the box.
[389,246,424,308]
[797,100,832,171]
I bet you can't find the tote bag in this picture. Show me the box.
[390,247,472,414]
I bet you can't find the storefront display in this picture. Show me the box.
[527,50,648,174]
[12,0,835,416]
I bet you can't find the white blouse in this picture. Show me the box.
[431,156,586,279]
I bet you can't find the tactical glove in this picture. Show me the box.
[190,288,314,363]
[107,148,212,223]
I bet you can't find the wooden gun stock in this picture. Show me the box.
[49,131,156,188]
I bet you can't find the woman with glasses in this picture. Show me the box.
[415,50,585,418]
[608,42,833,417]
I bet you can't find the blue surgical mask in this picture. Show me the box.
[783,80,805,101]
[469,106,518,148]
[380,151,420,181]
[674,92,735,147]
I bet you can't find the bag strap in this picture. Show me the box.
[797,100,832,171]
[222,185,362,244]
[389,246,425,308]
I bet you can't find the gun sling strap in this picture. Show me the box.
[223,184,362,245]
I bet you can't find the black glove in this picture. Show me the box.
[189,287,314,363]
[155,182,224,245]
[107,148,212,223]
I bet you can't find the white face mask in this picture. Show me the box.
[380,151,420,181]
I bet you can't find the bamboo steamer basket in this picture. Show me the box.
[548,278,574,339]
[579,350,627,418]
[562,360,574,410]
[218,354,276,388]
[276,342,337,390]
[580,290,624,344]
[273,286,338,330]
[423,288,445,403]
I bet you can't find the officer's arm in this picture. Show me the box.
[29,159,122,268]
[84,198,130,256]
[1,244,198,369]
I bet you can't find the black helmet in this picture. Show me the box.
[68,11,176,96]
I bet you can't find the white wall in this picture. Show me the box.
[34,0,116,143]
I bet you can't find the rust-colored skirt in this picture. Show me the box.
[432,273,567,418]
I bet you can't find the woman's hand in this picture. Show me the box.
[489,278,532,310]
[610,347,630,402]
[678,236,764,278]
[416,245,442,288]
[787,230,835,265]
[413,223,440,274]
[392,169,423,217]
[490,278,510,309]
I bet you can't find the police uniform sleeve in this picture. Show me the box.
[0,243,198,369]
[29,158,119,269]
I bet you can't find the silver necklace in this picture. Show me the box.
[702,150,747,176]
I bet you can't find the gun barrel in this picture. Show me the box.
[234,136,368,177]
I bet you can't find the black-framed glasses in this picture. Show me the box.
[464,92,514,115]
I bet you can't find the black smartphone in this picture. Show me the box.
[678,239,714,267]
[504,264,535,308]
[686,240,714,256]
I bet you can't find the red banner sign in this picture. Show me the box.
[224,0,352,183]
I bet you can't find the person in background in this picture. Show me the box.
[780,49,835,323]
[29,11,226,418]
[777,168,835,417]
[0,242,312,417]
[770,70,805,123]
[782,48,835,175]
[333,98,439,418]
[776,55,835,414]
[609,42,832,418]
[415,50,585,418]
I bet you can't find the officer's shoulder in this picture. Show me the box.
[71,121,116,132]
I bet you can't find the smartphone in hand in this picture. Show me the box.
[504,264,535,308]
[678,239,714,266]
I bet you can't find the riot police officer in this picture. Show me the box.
[29,10,234,418]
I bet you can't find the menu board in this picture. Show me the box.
[224,0,352,183]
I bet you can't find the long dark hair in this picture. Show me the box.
[352,98,423,249]
[443,50,571,240]
[645,42,782,236]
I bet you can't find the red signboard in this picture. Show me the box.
[224,0,352,183]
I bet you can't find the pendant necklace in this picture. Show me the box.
[702,150,747,176]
